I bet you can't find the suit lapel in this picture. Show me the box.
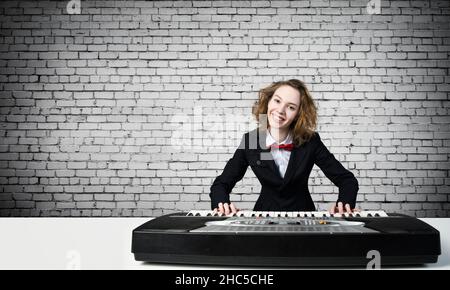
[254,129,281,178]
[260,150,280,178]
[282,144,306,185]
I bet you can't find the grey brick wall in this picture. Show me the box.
[0,0,449,217]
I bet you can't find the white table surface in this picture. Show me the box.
[0,217,448,270]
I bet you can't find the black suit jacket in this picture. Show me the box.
[210,129,359,211]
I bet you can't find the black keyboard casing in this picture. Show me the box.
[131,212,441,266]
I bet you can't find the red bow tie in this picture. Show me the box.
[268,143,294,151]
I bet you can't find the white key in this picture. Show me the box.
[364,211,375,217]
[312,211,326,217]
[243,211,253,217]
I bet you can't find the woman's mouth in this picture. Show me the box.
[271,113,285,123]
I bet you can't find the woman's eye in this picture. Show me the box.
[274,99,280,103]
[289,107,296,110]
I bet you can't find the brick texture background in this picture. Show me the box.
[0,0,449,217]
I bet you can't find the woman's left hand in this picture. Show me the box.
[329,201,359,214]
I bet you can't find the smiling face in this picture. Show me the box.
[267,85,301,132]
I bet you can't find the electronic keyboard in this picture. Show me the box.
[131,210,441,267]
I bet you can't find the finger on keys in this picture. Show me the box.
[223,203,230,215]
[353,207,361,212]
[345,204,352,213]
[230,203,238,214]
[338,202,344,214]
[329,204,336,214]
[213,208,218,214]
[218,203,224,214]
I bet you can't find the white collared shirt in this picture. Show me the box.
[266,130,293,178]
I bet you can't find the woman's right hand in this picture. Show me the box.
[213,202,240,215]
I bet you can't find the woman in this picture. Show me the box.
[210,79,359,215]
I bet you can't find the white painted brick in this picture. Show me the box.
[0,0,448,217]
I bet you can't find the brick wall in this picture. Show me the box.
[0,0,449,217]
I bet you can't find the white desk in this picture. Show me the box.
[0,217,448,270]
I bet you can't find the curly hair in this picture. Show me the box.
[252,79,317,146]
